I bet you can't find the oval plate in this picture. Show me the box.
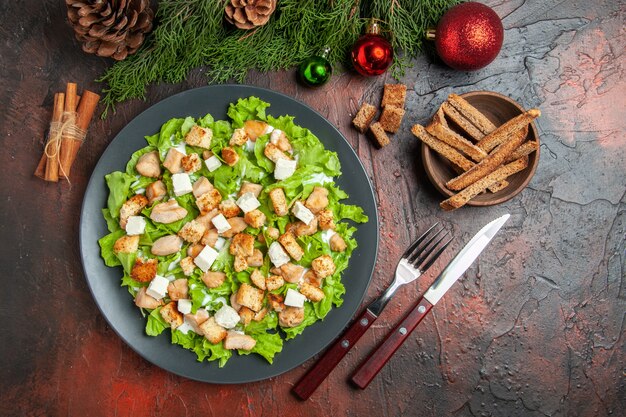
[79,85,379,383]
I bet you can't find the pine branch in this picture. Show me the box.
[98,0,460,116]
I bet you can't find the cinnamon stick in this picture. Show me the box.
[58,89,100,178]
[34,92,65,180]
[45,83,78,181]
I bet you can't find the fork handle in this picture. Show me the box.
[350,296,433,389]
[292,308,377,400]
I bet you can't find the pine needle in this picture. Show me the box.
[97,0,460,116]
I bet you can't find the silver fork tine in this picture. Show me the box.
[400,222,439,259]
[410,230,450,266]
[415,236,453,273]
[406,227,446,263]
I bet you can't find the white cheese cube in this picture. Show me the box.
[274,158,297,180]
[214,305,240,329]
[193,245,219,272]
[177,299,192,315]
[268,241,290,267]
[125,216,146,235]
[269,129,282,144]
[172,173,193,196]
[236,192,261,213]
[204,155,222,172]
[284,288,306,308]
[146,275,169,300]
[214,236,226,251]
[211,213,231,234]
[292,201,315,225]
[264,125,275,134]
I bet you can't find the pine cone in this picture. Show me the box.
[225,0,277,30]
[66,0,154,61]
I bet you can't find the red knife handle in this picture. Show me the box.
[350,297,434,389]
[292,308,377,400]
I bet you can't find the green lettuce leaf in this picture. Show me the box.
[105,171,134,218]
[98,229,125,267]
[282,303,318,340]
[146,307,167,336]
[228,96,269,128]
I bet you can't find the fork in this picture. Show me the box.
[292,223,453,400]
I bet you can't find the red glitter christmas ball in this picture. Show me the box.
[433,2,503,71]
[351,22,394,76]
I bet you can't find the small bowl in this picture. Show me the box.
[422,91,540,206]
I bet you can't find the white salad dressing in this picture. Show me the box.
[303,173,333,186]
[168,255,181,271]
[201,291,213,306]
[321,229,336,245]
[134,188,146,195]
[174,142,187,156]
[245,139,255,152]
[176,320,194,335]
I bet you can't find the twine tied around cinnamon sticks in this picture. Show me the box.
[35,83,100,182]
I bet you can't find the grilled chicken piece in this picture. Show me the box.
[192,177,214,198]
[146,180,167,204]
[244,120,270,140]
[135,151,161,178]
[230,293,242,311]
[220,217,247,238]
[246,249,263,267]
[279,263,305,283]
[151,235,183,256]
[134,287,163,309]
[185,308,209,334]
[187,243,204,258]
[223,331,256,350]
[330,233,347,252]
[238,181,263,198]
[167,278,188,301]
[278,306,305,327]
[163,148,185,174]
[195,208,219,229]
[150,199,188,224]
[305,187,329,214]
[294,218,318,237]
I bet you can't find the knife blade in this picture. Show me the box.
[350,214,510,389]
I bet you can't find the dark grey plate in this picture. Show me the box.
[79,85,379,384]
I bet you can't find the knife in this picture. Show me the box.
[350,214,510,389]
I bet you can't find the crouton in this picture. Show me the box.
[163,148,185,174]
[268,188,288,216]
[253,307,267,322]
[223,331,256,350]
[246,249,263,267]
[303,269,323,287]
[187,243,204,258]
[278,232,304,261]
[178,220,206,243]
[266,227,280,240]
[196,188,222,214]
[220,217,247,238]
[330,233,347,252]
[135,151,161,178]
[352,102,377,133]
[266,274,285,291]
[195,208,219,229]
[200,228,219,247]
[239,181,263,197]
[279,263,305,283]
[300,281,325,302]
[134,287,163,309]
[229,128,248,146]
[263,142,290,163]
[278,306,305,328]
[230,233,255,257]
[185,125,213,149]
[221,147,239,166]
[181,153,202,173]
[193,177,213,198]
[244,209,266,228]
[250,269,267,290]
[120,194,149,229]
[369,122,390,148]
[238,307,255,325]
[236,283,265,312]
[267,293,285,312]
[381,83,407,108]
[146,180,167,204]
[131,258,158,283]
[160,302,184,329]
[294,218,318,237]
[378,105,405,133]
[233,254,248,273]
[202,271,226,288]
[311,254,336,278]
[202,150,213,160]
[113,235,140,254]
[180,256,195,276]
[219,199,241,218]
[151,235,183,256]
[167,278,188,301]
[199,317,227,344]
[317,209,336,230]
[305,187,329,214]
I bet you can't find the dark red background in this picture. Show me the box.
[1,1,624,416]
